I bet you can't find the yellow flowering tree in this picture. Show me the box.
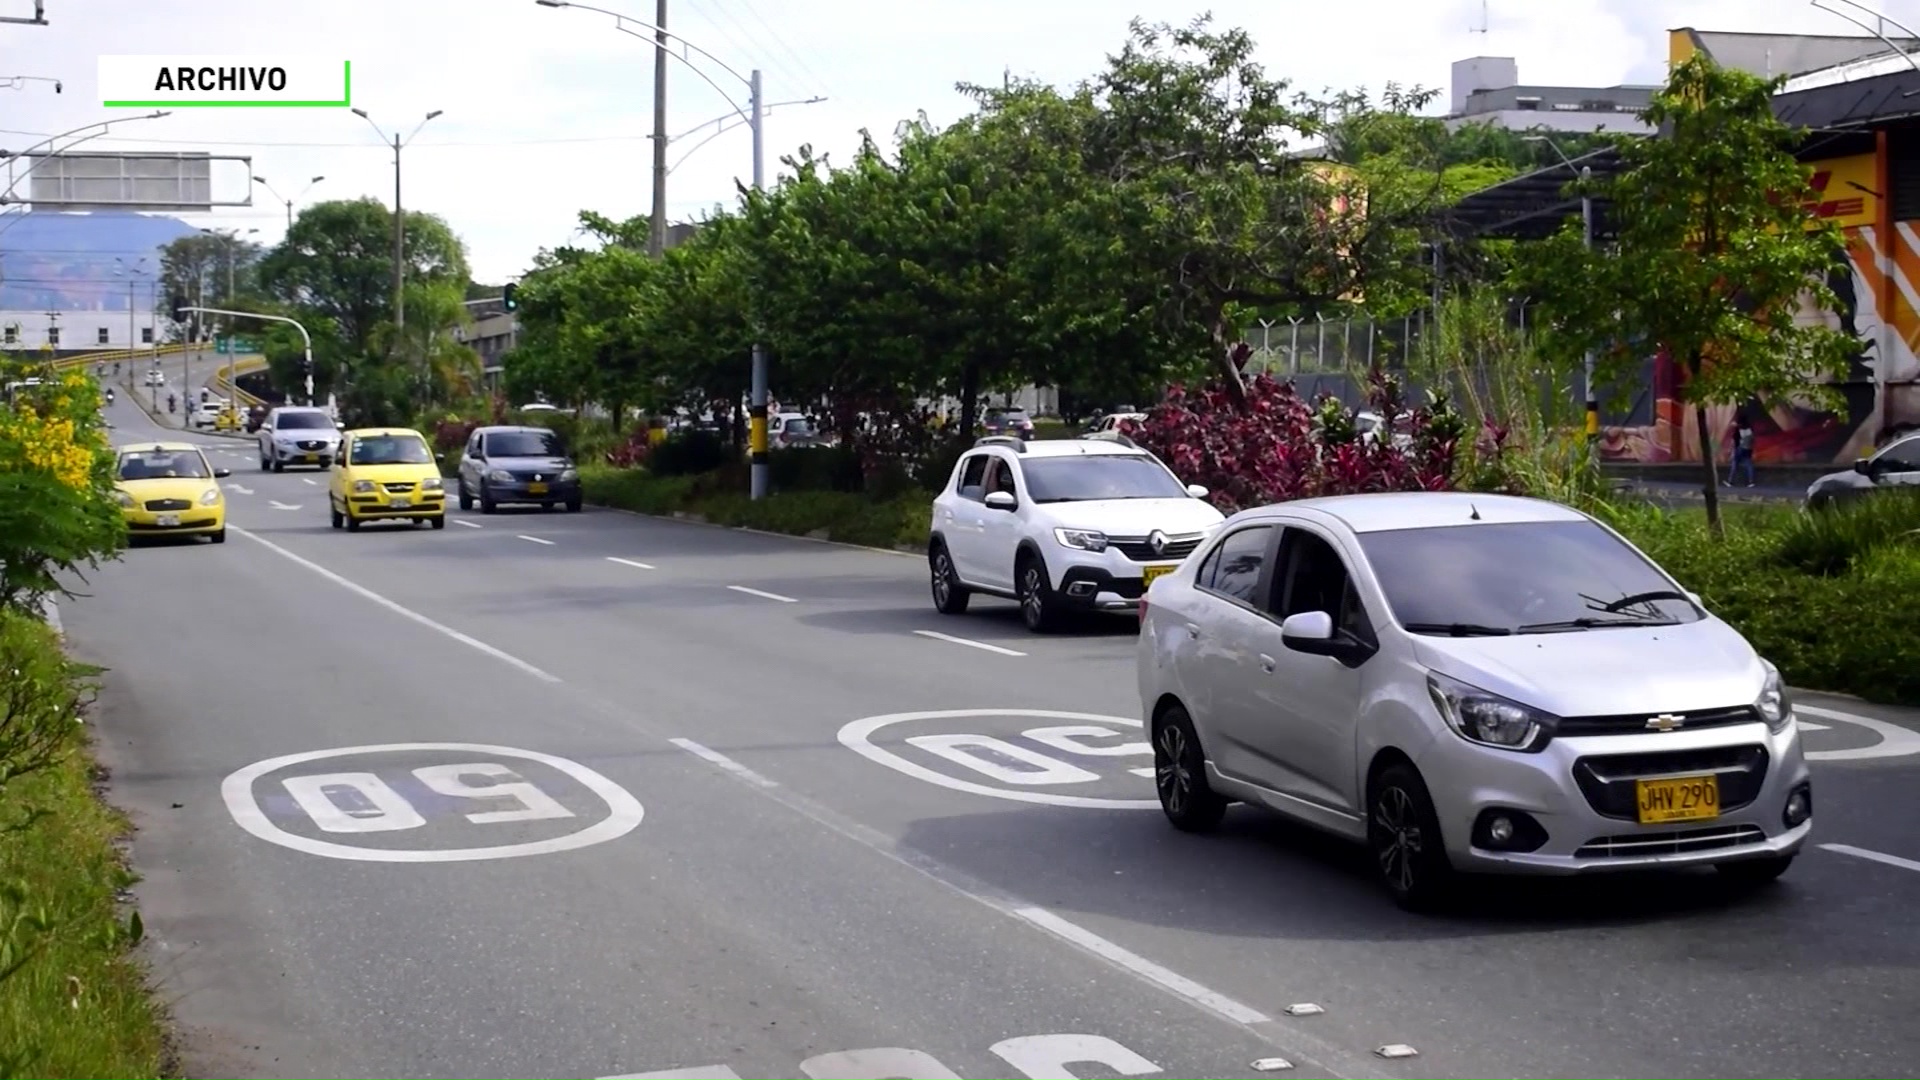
[0,363,125,615]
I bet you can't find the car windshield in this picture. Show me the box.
[117,449,210,480]
[276,412,333,430]
[1358,520,1703,636]
[1022,455,1189,502]
[487,431,565,457]
[349,435,433,466]
[780,418,813,436]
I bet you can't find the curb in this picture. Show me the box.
[587,501,923,559]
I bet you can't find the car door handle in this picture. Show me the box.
[1184,623,1201,640]
[1258,653,1276,673]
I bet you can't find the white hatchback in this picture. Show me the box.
[1136,491,1811,910]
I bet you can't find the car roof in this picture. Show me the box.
[1241,491,1590,534]
[474,424,553,434]
[115,440,204,454]
[975,438,1147,459]
[343,427,426,438]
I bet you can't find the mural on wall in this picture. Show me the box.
[1598,152,1920,465]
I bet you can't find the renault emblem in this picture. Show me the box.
[1645,713,1685,733]
[1147,530,1168,556]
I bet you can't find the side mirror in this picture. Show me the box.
[213,468,230,478]
[983,490,1018,511]
[1684,590,1703,607]
[1854,458,1875,477]
[1280,610,1335,650]
[1186,484,1210,499]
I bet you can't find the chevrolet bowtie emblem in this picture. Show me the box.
[1147,530,1168,555]
[1646,713,1685,733]
[534,474,542,481]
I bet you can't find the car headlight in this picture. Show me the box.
[352,479,375,493]
[1427,670,1558,753]
[420,477,443,490]
[488,469,513,483]
[1756,659,1793,733]
[559,468,578,482]
[198,487,220,506]
[1053,527,1108,552]
[111,489,134,508]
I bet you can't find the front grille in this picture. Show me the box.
[513,470,561,482]
[1558,704,1761,737]
[1108,534,1204,562]
[143,498,190,511]
[1572,745,1769,821]
[382,482,415,494]
[297,440,327,451]
[1574,824,1766,859]
[129,519,199,531]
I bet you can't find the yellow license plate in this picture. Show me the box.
[527,482,548,494]
[303,453,318,462]
[1141,564,1178,586]
[1636,775,1720,824]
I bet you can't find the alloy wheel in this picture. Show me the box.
[1372,785,1423,895]
[1155,723,1190,816]
[1020,566,1044,623]
[931,552,952,606]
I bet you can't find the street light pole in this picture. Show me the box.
[748,67,769,500]
[353,109,442,334]
[252,174,324,228]
[183,305,315,406]
[1524,134,1601,451]
[649,0,669,258]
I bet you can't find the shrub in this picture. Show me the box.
[1774,488,1920,576]
[649,428,731,477]
[0,369,125,616]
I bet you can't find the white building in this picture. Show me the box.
[0,306,164,353]
[1445,56,1658,134]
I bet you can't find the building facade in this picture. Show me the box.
[1445,56,1656,134]
[0,306,162,356]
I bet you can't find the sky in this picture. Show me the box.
[0,0,1903,283]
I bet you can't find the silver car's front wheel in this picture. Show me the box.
[1153,704,1225,832]
[1366,763,1455,912]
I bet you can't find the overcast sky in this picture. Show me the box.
[0,0,1889,282]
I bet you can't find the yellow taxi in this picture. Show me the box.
[329,427,447,531]
[112,441,230,543]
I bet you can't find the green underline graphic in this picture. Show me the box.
[103,60,351,108]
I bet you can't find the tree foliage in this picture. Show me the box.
[156,231,265,343]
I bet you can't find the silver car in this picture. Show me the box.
[1136,491,1810,910]
[258,406,341,471]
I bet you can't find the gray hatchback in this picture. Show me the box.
[456,425,583,513]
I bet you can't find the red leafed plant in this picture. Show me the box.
[604,425,653,468]
[1120,368,1465,514]
[431,417,479,454]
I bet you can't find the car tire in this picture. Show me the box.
[1367,763,1457,912]
[345,513,362,532]
[430,515,446,530]
[458,482,473,511]
[1015,552,1060,633]
[565,496,583,513]
[259,451,271,472]
[542,501,556,511]
[929,541,972,615]
[1152,703,1228,833]
[1714,854,1794,887]
[209,528,226,544]
[271,454,284,474]
[479,484,496,514]
[330,504,343,530]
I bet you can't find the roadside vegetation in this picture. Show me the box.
[0,360,165,1079]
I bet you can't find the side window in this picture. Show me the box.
[956,454,988,498]
[1273,529,1374,642]
[983,458,1017,499]
[467,431,483,457]
[1197,525,1273,605]
[1877,438,1920,473]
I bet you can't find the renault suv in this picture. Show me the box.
[1136,491,1810,911]
[928,434,1226,631]
[258,405,342,471]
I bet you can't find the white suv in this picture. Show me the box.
[928,434,1226,631]
[257,406,342,471]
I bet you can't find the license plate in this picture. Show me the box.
[1636,774,1720,824]
[527,482,548,495]
[304,453,318,462]
[1141,564,1178,586]
[389,497,410,508]
[155,513,180,527]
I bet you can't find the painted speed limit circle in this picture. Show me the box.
[837,708,1161,809]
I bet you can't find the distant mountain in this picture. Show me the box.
[0,212,202,312]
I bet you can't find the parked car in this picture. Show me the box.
[1135,491,1810,910]
[1804,430,1920,509]
[456,424,582,513]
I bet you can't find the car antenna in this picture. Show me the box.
[1469,502,1481,521]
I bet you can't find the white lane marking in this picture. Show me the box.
[911,629,1026,657]
[230,526,561,682]
[1798,721,1831,732]
[454,520,482,529]
[268,500,302,510]
[799,1049,959,1079]
[300,477,317,485]
[1820,843,1920,874]
[607,556,655,570]
[227,484,254,494]
[221,743,642,863]
[727,584,796,603]
[990,1034,1160,1079]
[839,710,1160,810]
[1799,705,1920,761]
[669,738,780,788]
[516,534,555,546]
[603,1069,741,1080]
[1012,905,1270,1025]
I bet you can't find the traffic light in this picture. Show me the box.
[501,283,518,312]
[169,294,186,321]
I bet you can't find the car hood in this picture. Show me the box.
[1808,466,1871,493]
[118,477,220,503]
[1041,497,1226,536]
[1411,616,1764,717]
[486,455,575,472]
[344,463,440,484]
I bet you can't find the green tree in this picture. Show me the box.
[1511,54,1854,533]
[256,198,470,355]
[156,231,264,343]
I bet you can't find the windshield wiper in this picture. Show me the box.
[1597,589,1694,613]
[1402,621,1513,637]
[1517,616,1682,633]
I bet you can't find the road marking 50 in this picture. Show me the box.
[602,1032,1160,1079]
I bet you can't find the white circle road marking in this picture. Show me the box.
[1799,705,1920,761]
[220,743,644,862]
[837,709,1160,809]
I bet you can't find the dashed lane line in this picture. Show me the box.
[1821,843,1920,875]
[607,556,655,570]
[517,534,555,546]
[669,738,779,788]
[454,520,482,529]
[727,584,797,603]
[912,629,1027,657]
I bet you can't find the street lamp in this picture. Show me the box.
[352,108,442,332]
[538,0,777,499]
[115,258,152,407]
[668,95,824,176]
[0,75,60,93]
[252,173,325,228]
[1523,134,1601,449]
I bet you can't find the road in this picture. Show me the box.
[59,395,1920,1079]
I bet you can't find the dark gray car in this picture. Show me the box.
[456,425,583,513]
[1804,431,1920,509]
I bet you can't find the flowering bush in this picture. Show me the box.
[0,368,125,615]
[604,425,653,468]
[1121,368,1466,514]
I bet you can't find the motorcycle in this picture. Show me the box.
[104,388,116,405]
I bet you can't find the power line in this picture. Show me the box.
[0,127,665,149]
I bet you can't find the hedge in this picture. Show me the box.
[581,463,1920,707]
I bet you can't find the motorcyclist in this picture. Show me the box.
[167,393,177,414]
[104,387,116,404]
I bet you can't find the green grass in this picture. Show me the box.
[0,615,167,1080]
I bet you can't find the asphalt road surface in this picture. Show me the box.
[62,396,1920,1079]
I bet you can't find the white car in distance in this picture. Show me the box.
[1136,491,1810,910]
[928,434,1226,631]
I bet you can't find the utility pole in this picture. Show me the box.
[749,67,769,500]
[391,131,404,330]
[648,0,669,257]
[1580,164,1597,450]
